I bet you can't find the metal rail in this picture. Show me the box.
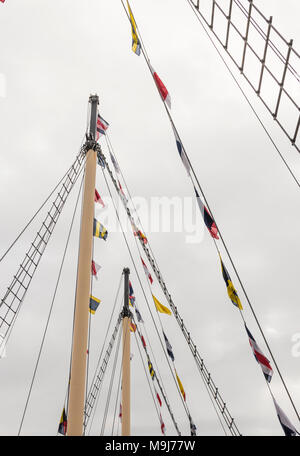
[189,0,300,152]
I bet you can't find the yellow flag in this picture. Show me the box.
[152,294,171,315]
[127,1,141,55]
[175,370,186,401]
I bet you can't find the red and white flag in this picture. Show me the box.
[245,324,273,383]
[159,413,166,435]
[141,257,153,284]
[94,189,105,208]
[91,260,101,280]
[149,64,171,109]
[96,113,109,140]
[155,388,162,407]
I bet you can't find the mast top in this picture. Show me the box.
[87,94,99,142]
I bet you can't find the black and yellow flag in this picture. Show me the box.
[127,1,141,56]
[93,218,108,240]
[148,358,155,380]
[220,256,243,310]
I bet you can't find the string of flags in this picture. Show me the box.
[122,0,300,437]
[89,8,299,431]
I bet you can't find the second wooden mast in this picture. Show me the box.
[122,267,131,436]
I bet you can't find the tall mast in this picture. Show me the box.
[67,94,99,436]
[122,267,131,436]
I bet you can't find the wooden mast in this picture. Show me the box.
[122,267,131,436]
[67,95,99,436]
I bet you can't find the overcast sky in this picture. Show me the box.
[0,0,299,437]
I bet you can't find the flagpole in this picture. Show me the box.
[67,94,99,436]
[122,267,131,436]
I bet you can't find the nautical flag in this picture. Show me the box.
[141,335,146,349]
[194,187,219,239]
[91,260,101,280]
[159,413,166,435]
[97,154,106,169]
[94,189,105,208]
[189,416,197,436]
[272,396,298,436]
[163,332,174,361]
[58,408,67,435]
[137,230,148,245]
[93,218,108,240]
[148,358,155,380]
[149,64,171,109]
[89,295,101,314]
[152,294,171,315]
[109,151,121,174]
[130,322,137,333]
[156,390,162,407]
[141,257,153,284]
[127,1,141,56]
[96,114,109,140]
[245,324,273,383]
[175,370,186,401]
[118,180,128,205]
[172,126,190,176]
[220,256,242,310]
[135,307,144,323]
[129,281,135,306]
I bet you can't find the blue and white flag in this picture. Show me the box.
[272,396,299,436]
[172,126,190,176]
[163,331,174,362]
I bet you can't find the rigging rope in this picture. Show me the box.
[100,324,123,436]
[0,138,86,264]
[132,321,168,435]
[17,172,84,435]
